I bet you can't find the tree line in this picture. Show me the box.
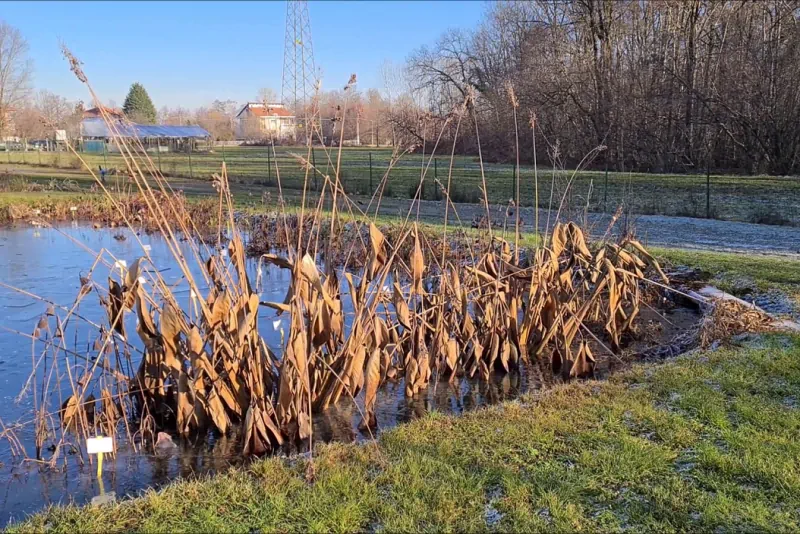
[397,1,800,175]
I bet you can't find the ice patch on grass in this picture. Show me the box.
[484,486,504,527]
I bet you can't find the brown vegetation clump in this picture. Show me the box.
[698,299,774,349]
[13,53,697,466]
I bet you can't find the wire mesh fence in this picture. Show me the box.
[2,146,798,226]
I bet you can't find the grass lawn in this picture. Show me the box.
[3,145,799,225]
[11,333,800,532]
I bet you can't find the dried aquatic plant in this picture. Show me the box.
[9,53,689,465]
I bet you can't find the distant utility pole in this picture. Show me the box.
[281,0,317,144]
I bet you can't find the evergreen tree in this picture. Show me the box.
[122,82,157,124]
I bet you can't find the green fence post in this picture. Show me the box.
[311,147,317,190]
[38,148,42,166]
[157,139,163,175]
[369,151,373,191]
[434,157,439,200]
[189,141,194,179]
[603,162,609,212]
[267,146,272,185]
[516,164,520,205]
[103,142,108,170]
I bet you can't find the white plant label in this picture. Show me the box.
[87,436,113,454]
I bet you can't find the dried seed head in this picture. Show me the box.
[505,82,519,109]
[61,45,87,83]
[345,73,357,91]
[528,110,537,128]
[466,85,477,108]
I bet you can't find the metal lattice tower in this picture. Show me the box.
[281,0,316,130]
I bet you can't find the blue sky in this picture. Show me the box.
[3,1,487,109]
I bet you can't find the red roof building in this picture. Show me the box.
[83,106,125,120]
[235,103,296,140]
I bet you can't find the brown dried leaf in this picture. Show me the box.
[125,257,142,289]
[261,253,293,270]
[207,387,230,434]
[404,358,418,397]
[177,370,192,435]
[362,348,381,428]
[107,278,125,337]
[411,225,425,294]
[551,223,566,257]
[60,395,80,431]
[627,239,669,284]
[445,338,458,372]
[393,283,411,330]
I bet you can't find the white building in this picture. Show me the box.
[235,103,295,141]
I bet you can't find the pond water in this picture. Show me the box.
[0,224,543,526]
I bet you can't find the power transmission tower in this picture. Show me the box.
[281,0,316,142]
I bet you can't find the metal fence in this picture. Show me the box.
[2,147,798,227]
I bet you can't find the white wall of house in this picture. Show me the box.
[235,104,296,140]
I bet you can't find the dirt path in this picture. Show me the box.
[375,198,800,258]
[5,163,797,257]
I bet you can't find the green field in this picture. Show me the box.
[2,146,799,225]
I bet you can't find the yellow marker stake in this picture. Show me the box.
[87,436,113,479]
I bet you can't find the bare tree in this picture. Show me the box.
[401,0,800,174]
[160,106,192,126]
[35,90,72,127]
[12,107,45,145]
[196,103,236,142]
[257,87,278,104]
[0,20,32,138]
